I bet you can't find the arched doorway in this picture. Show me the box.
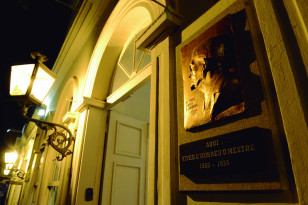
[99,6,153,204]
[102,81,151,205]
[77,0,175,203]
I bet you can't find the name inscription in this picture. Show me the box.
[186,98,199,114]
[180,127,275,177]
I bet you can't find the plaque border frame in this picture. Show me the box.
[176,0,289,192]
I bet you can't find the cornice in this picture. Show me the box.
[74,96,106,112]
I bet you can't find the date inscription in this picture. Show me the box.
[180,127,272,177]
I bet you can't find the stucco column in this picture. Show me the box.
[73,97,106,205]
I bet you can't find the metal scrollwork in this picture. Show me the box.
[48,125,73,161]
[9,169,26,180]
[24,115,74,161]
[16,170,25,180]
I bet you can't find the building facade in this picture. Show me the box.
[5,0,308,204]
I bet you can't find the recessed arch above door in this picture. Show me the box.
[82,0,162,100]
[54,76,79,123]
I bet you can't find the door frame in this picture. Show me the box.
[101,111,149,205]
[104,65,151,111]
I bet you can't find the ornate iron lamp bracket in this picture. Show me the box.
[12,169,26,180]
[23,115,75,161]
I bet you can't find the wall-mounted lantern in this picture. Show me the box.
[3,152,25,179]
[4,152,18,176]
[9,52,74,161]
[4,152,18,164]
[10,52,56,105]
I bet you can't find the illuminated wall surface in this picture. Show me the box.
[5,0,308,205]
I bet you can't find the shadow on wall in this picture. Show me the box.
[180,0,219,28]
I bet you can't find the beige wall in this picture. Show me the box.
[18,0,306,204]
[175,0,307,204]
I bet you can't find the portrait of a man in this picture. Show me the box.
[181,15,245,130]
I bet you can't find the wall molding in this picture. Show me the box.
[74,97,106,112]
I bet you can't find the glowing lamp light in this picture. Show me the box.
[5,164,14,170]
[10,64,35,96]
[4,169,10,175]
[7,53,73,161]
[9,53,57,105]
[38,109,45,116]
[5,152,18,164]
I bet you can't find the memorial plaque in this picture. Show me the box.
[181,15,245,130]
[177,6,286,191]
[180,127,280,183]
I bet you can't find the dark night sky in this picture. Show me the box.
[0,0,76,168]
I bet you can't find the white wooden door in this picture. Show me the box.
[101,111,148,205]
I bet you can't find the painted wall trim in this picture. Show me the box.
[81,0,162,98]
[181,0,242,42]
[50,0,114,102]
[105,64,151,108]
[136,9,181,50]
[62,112,79,125]
[251,0,308,203]
[74,97,106,112]
[283,0,308,74]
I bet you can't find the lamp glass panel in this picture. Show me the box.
[4,169,10,175]
[5,152,18,164]
[10,64,35,96]
[30,65,56,102]
[5,164,13,170]
[38,109,45,116]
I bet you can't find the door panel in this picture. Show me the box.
[111,163,140,205]
[115,121,143,157]
[101,111,148,205]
